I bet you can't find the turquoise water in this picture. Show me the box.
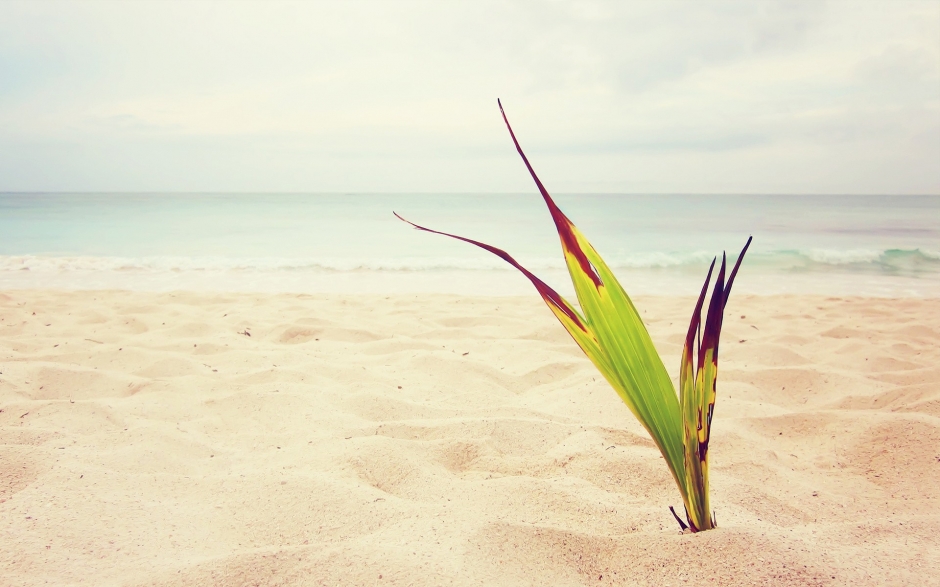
[1,193,938,296]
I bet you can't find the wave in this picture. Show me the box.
[2,248,939,277]
[771,248,940,277]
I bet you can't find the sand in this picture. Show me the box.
[1,290,938,586]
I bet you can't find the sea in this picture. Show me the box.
[1,193,938,297]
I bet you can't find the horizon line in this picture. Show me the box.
[2,191,938,197]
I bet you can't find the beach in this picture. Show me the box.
[3,0,938,583]
[2,289,937,586]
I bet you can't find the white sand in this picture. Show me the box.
[1,291,938,586]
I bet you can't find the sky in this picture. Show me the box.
[0,0,938,194]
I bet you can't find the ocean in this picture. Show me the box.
[1,193,938,297]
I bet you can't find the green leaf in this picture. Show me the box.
[397,101,752,532]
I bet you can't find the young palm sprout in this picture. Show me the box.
[396,101,751,532]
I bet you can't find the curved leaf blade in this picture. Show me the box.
[393,212,617,385]
[498,101,686,493]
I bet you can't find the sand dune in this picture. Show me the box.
[1,291,938,586]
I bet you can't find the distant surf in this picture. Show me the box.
[1,193,937,296]
[2,247,938,273]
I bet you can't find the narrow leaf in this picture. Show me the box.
[680,237,751,531]
[497,101,686,492]
[393,213,615,383]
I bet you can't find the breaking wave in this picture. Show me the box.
[1,248,938,276]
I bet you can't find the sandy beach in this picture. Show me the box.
[1,290,938,586]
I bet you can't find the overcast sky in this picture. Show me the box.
[1,1,937,194]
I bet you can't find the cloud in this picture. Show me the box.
[0,0,937,193]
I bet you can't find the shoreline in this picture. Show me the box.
[2,290,938,585]
[2,268,939,297]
